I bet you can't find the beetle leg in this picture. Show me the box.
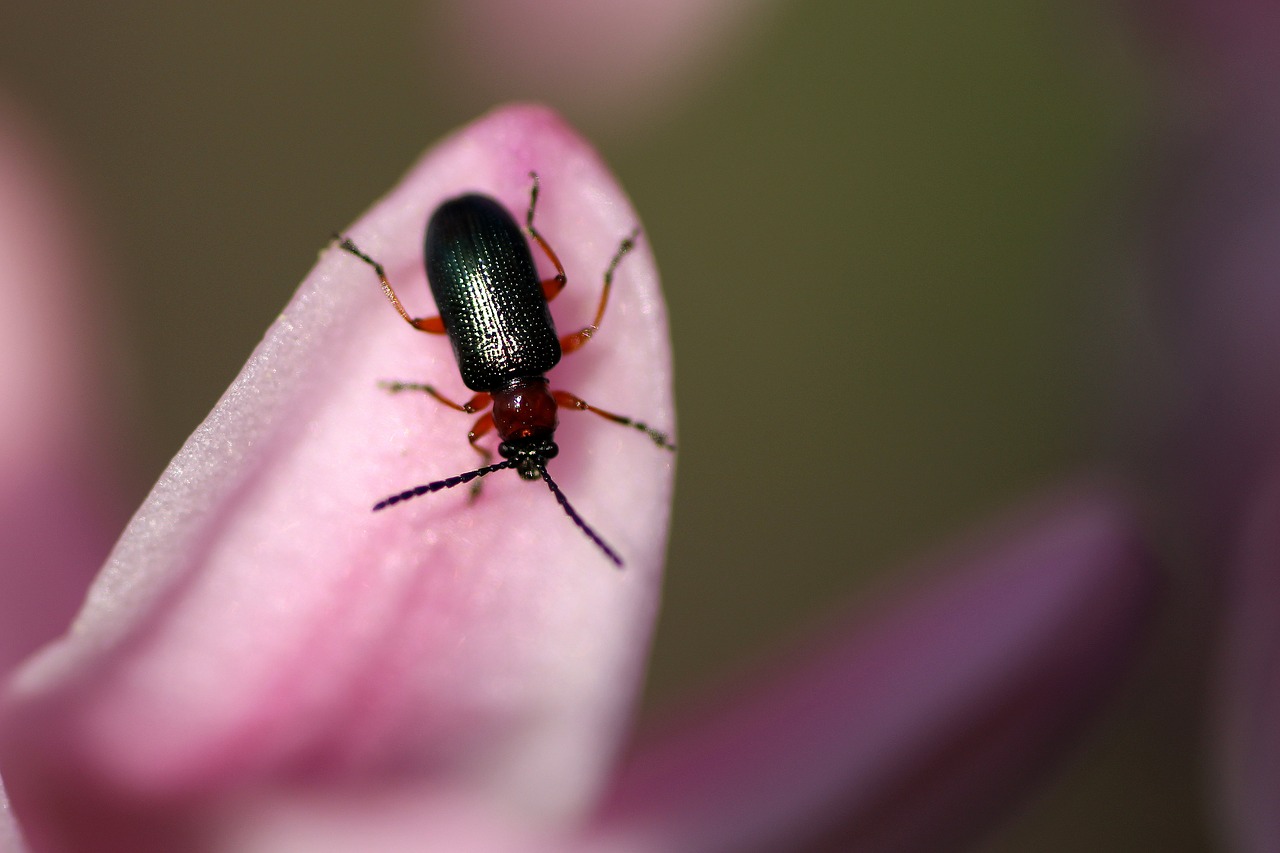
[525,172,568,301]
[559,228,640,354]
[381,382,497,499]
[466,412,497,499]
[552,390,675,450]
[333,235,447,333]
[379,382,491,415]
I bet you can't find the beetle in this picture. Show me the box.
[335,172,674,567]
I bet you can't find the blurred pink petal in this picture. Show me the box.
[1121,4,1280,849]
[584,485,1157,852]
[424,0,773,129]
[0,777,25,853]
[1217,467,1280,851]
[1127,0,1280,835]
[1128,104,1280,549]
[1125,0,1280,93]
[212,790,562,853]
[1123,0,1280,555]
[0,97,123,675]
[0,104,675,852]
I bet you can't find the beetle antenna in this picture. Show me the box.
[373,460,515,511]
[539,467,624,568]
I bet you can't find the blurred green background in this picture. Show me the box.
[0,2,1211,850]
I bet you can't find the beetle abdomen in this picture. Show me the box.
[425,194,561,391]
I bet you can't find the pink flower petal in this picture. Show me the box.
[0,97,123,675]
[1124,0,1280,94]
[1119,6,1280,847]
[1124,105,1280,551]
[1118,9,1280,847]
[0,776,26,853]
[0,104,675,851]
[585,485,1157,852]
[1120,0,1280,556]
[1217,466,1280,851]
[211,790,563,853]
